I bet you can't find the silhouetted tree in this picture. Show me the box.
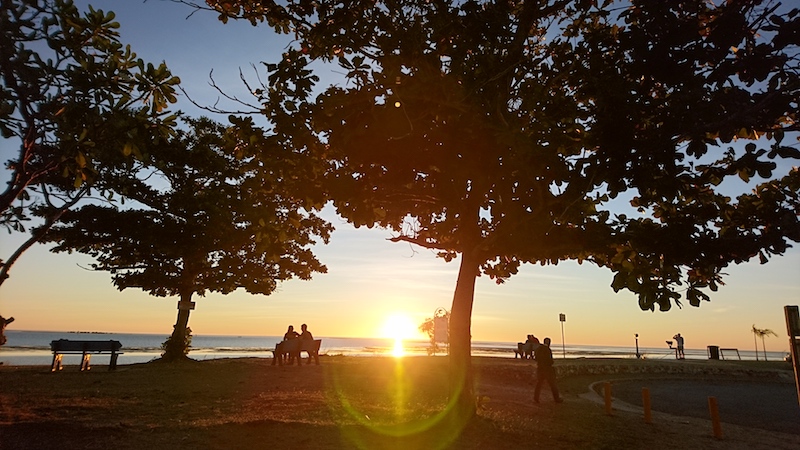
[752,324,779,361]
[195,0,799,416]
[0,0,180,286]
[40,118,331,360]
[419,310,449,355]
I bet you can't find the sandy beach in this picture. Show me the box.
[1,356,798,449]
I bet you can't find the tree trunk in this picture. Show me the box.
[753,331,759,361]
[761,336,768,361]
[163,291,194,361]
[448,248,480,419]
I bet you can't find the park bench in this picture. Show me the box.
[272,339,321,366]
[50,339,123,371]
[514,341,538,359]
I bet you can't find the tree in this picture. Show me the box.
[419,309,449,355]
[0,0,180,286]
[197,0,799,417]
[752,324,779,361]
[40,117,332,360]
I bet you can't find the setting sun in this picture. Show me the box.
[381,313,418,357]
[381,313,418,340]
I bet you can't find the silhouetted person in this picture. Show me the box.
[280,325,300,365]
[299,323,315,364]
[674,333,685,359]
[0,315,14,346]
[299,323,313,340]
[284,325,299,341]
[534,337,562,403]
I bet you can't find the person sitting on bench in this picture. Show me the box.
[280,325,300,365]
[299,323,315,364]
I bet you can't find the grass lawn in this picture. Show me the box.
[1,356,797,449]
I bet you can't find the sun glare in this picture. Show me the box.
[382,313,417,340]
[382,313,417,357]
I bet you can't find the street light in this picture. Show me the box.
[559,313,566,359]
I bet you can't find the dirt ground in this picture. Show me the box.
[1,356,798,449]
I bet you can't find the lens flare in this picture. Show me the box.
[328,358,470,449]
[392,337,405,357]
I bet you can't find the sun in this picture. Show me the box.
[381,313,418,357]
[381,313,417,340]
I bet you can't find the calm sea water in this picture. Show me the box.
[0,330,787,366]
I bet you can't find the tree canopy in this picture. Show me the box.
[0,0,180,285]
[200,0,799,415]
[41,117,332,359]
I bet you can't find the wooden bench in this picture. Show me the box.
[50,339,123,371]
[272,339,321,366]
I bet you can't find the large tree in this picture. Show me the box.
[0,0,180,286]
[40,117,331,360]
[197,0,799,416]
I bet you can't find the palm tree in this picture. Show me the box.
[752,325,778,361]
[752,324,760,361]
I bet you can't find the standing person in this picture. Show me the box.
[534,337,562,403]
[0,315,14,346]
[674,333,685,360]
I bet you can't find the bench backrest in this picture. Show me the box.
[278,338,321,353]
[518,341,540,353]
[50,339,122,352]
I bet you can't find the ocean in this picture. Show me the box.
[0,330,787,366]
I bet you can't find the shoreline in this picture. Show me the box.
[2,330,788,366]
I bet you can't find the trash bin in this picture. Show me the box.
[707,345,720,360]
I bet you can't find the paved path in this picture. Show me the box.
[590,379,800,435]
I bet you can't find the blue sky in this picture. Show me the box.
[1,0,798,353]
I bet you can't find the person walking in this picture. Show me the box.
[534,337,562,403]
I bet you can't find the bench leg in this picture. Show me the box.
[80,352,91,371]
[51,354,63,372]
[109,351,119,371]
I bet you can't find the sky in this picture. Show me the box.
[1,0,798,354]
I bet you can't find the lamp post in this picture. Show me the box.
[635,333,640,359]
[559,313,566,359]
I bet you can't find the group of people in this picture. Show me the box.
[283,323,313,342]
[276,324,316,365]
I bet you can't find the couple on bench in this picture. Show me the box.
[273,324,321,366]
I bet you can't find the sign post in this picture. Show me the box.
[559,313,566,359]
[785,305,800,407]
